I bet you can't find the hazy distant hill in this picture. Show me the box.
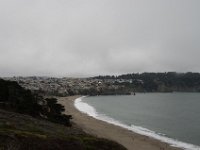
[95,72,200,92]
[3,72,200,97]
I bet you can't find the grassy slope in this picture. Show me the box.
[0,109,126,150]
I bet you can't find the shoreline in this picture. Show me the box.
[58,96,182,150]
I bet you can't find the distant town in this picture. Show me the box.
[3,72,200,96]
[3,76,136,96]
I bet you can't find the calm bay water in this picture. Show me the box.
[76,93,200,149]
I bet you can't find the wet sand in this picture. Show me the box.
[58,96,181,150]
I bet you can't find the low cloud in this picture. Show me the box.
[0,0,200,77]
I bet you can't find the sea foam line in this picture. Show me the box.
[74,96,200,150]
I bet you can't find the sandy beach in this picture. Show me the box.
[58,96,181,150]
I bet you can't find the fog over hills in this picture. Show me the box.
[0,0,200,77]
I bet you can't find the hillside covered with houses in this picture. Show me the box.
[3,72,200,96]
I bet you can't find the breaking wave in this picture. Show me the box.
[74,96,200,150]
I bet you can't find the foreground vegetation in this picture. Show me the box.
[0,79,72,126]
[0,79,126,150]
[0,109,126,150]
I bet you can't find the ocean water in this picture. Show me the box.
[74,93,200,150]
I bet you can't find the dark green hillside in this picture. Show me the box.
[95,72,200,92]
[0,79,41,116]
[0,79,72,126]
[0,79,126,150]
[0,109,126,150]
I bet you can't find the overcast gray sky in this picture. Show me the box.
[0,0,200,77]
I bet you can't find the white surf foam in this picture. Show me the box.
[74,96,200,150]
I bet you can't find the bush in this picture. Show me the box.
[45,98,72,126]
[0,79,72,126]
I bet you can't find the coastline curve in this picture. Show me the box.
[74,96,200,150]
